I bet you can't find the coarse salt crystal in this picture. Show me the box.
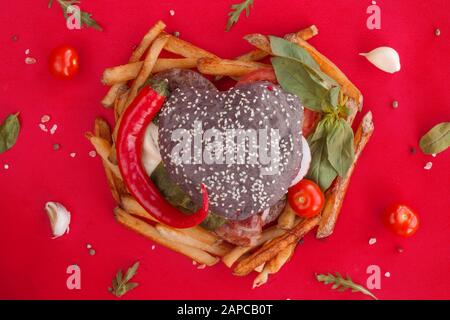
[70,152,76,158]
[169,9,175,16]
[384,272,391,278]
[49,124,57,135]
[369,237,377,245]
[432,153,436,157]
[192,260,197,265]
[424,162,433,170]
[88,150,97,158]
[41,115,50,123]
[151,245,156,250]
[197,264,206,270]
[4,164,9,170]
[25,49,30,55]
[25,57,36,64]
[38,123,48,132]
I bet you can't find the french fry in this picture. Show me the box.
[155,224,231,257]
[93,118,126,203]
[233,216,320,276]
[114,89,129,122]
[125,34,170,106]
[101,21,166,107]
[222,226,286,268]
[198,58,271,77]
[129,20,166,63]
[284,25,319,43]
[115,208,219,266]
[101,83,128,108]
[252,243,296,288]
[86,132,122,180]
[277,203,297,230]
[164,34,217,59]
[243,33,363,107]
[102,58,198,85]
[316,111,374,238]
[235,49,269,62]
[120,195,222,246]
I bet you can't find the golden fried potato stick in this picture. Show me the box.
[222,226,286,268]
[86,132,122,180]
[277,203,298,230]
[120,195,223,246]
[155,224,232,257]
[101,21,166,107]
[243,33,363,107]
[233,216,320,276]
[316,111,374,238]
[125,34,170,106]
[102,58,198,85]
[93,118,127,202]
[197,58,271,77]
[101,83,128,108]
[253,243,296,288]
[115,208,219,266]
[163,33,218,59]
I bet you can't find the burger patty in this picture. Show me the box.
[157,70,304,221]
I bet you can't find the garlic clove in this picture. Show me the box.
[45,201,71,239]
[360,47,401,74]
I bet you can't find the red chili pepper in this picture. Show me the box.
[116,79,209,228]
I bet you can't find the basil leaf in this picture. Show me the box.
[306,119,338,190]
[272,57,329,112]
[0,113,20,154]
[328,86,340,109]
[326,118,355,177]
[270,36,319,69]
[419,122,450,155]
[269,36,338,88]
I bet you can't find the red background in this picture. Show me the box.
[0,0,449,300]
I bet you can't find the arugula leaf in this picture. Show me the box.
[306,120,338,190]
[0,113,20,154]
[272,57,329,112]
[226,0,254,32]
[109,262,140,298]
[316,272,378,300]
[419,122,450,155]
[326,117,355,177]
[50,0,103,31]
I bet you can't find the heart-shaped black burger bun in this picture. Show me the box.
[157,70,304,221]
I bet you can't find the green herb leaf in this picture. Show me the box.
[0,113,20,154]
[269,36,319,69]
[326,117,355,177]
[419,122,450,155]
[123,261,139,283]
[272,57,329,112]
[200,213,227,230]
[110,261,140,298]
[306,119,338,190]
[225,0,254,32]
[316,272,378,300]
[269,36,338,89]
[51,0,103,31]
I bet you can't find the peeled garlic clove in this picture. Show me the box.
[360,47,401,74]
[45,202,71,239]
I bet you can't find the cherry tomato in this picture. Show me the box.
[288,179,325,218]
[237,68,277,84]
[383,204,419,237]
[48,45,79,79]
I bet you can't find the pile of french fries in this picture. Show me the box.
[89,20,374,288]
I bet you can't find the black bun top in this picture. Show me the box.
[157,70,303,220]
